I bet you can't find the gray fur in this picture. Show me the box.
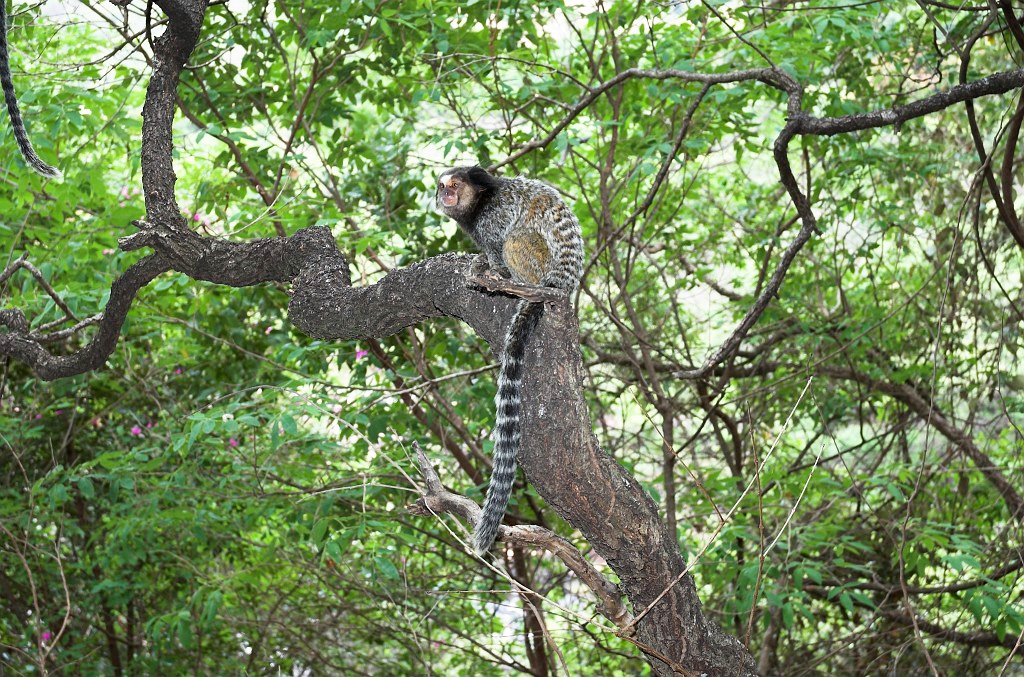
[436,166,584,556]
[1,2,60,178]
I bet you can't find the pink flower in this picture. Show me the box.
[228,438,239,448]
[174,367,182,375]
[355,349,369,360]
[130,426,143,436]
[34,414,42,420]
[265,326,273,335]
[192,212,203,222]
[146,421,155,429]
[54,410,63,416]
[102,248,115,255]
[41,631,52,642]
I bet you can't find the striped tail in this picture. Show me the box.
[472,299,544,556]
[1,5,61,178]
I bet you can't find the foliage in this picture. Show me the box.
[2,0,1023,674]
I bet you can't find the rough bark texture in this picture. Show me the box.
[289,252,504,344]
[291,256,757,675]
[517,305,756,675]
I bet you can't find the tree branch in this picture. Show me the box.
[408,446,633,629]
[818,366,1024,520]
[676,67,1024,378]
[0,256,168,381]
[142,0,209,229]
[795,68,1024,136]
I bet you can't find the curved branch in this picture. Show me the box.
[408,446,633,629]
[0,225,349,380]
[492,65,797,170]
[121,221,342,286]
[796,68,1024,136]
[960,22,1024,247]
[675,75,809,380]
[142,0,209,228]
[677,68,1024,378]
[1,256,168,381]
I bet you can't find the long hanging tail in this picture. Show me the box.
[0,4,60,178]
[472,299,544,556]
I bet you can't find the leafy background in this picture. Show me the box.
[2,0,1022,674]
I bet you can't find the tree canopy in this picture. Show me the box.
[2,0,1023,674]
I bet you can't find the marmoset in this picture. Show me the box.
[436,165,583,556]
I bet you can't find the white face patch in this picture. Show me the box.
[437,172,461,209]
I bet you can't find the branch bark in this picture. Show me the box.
[289,253,757,675]
[142,0,209,228]
[408,446,633,629]
[2,240,758,674]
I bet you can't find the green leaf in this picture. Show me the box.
[311,518,329,546]
[374,556,400,581]
[280,414,298,436]
[839,592,854,614]
[77,476,95,499]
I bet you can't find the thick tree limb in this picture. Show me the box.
[142,0,209,229]
[289,245,758,672]
[289,252,508,344]
[0,0,219,380]
[122,221,342,285]
[0,226,349,381]
[0,256,168,380]
[499,301,755,675]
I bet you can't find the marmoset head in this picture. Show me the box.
[435,166,499,224]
